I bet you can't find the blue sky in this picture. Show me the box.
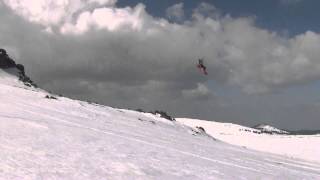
[118,0,319,36]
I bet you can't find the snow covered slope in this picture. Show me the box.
[177,118,320,164]
[1,70,320,179]
[253,124,289,134]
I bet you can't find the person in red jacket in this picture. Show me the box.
[197,58,208,75]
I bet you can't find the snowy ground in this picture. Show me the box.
[177,118,320,164]
[1,69,320,179]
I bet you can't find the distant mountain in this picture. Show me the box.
[252,123,320,135]
[289,130,320,135]
[252,124,289,135]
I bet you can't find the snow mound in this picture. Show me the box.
[253,124,289,134]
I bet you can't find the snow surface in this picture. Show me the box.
[177,118,320,164]
[0,69,320,179]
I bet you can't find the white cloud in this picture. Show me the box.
[182,83,214,100]
[2,0,117,28]
[192,2,219,19]
[3,0,320,96]
[88,0,116,6]
[166,3,185,22]
[3,0,75,25]
[61,4,145,34]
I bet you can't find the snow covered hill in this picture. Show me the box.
[1,69,320,179]
[252,124,289,134]
[177,118,320,164]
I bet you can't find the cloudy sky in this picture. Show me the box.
[1,0,320,130]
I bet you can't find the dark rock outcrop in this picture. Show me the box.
[0,49,16,68]
[45,95,57,100]
[151,110,176,121]
[0,48,37,87]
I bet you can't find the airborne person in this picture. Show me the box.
[197,58,208,75]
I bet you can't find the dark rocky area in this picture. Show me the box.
[152,110,176,121]
[0,48,37,87]
[134,109,175,121]
[45,95,58,100]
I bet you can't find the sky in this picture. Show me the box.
[1,0,320,130]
